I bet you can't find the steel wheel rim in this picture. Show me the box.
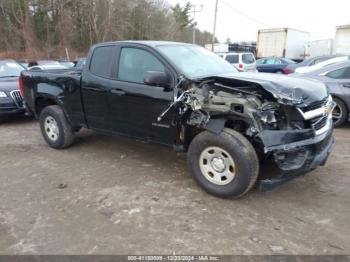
[332,103,343,125]
[199,146,236,185]
[44,116,59,142]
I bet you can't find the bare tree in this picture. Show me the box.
[0,0,216,59]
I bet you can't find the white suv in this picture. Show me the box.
[218,52,257,72]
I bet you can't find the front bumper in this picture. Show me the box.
[270,128,334,172]
[257,115,334,190]
[0,90,25,116]
[0,100,25,116]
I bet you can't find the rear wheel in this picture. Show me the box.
[332,97,348,127]
[276,70,284,74]
[39,105,75,149]
[187,129,259,198]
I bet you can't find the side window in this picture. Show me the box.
[256,59,265,65]
[118,48,165,84]
[242,54,255,64]
[90,46,115,78]
[312,58,323,65]
[309,60,316,66]
[225,55,239,64]
[266,58,276,64]
[326,67,350,79]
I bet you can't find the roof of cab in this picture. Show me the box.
[93,40,192,48]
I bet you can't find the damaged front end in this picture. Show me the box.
[158,73,335,187]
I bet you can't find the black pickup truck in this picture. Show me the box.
[21,41,335,198]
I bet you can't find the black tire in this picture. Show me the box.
[0,116,8,124]
[187,128,259,198]
[275,70,284,74]
[39,105,75,149]
[332,97,348,127]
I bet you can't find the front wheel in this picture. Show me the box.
[187,129,259,198]
[0,116,8,124]
[39,105,75,149]
[332,97,348,127]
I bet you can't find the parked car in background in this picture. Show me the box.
[28,60,62,68]
[256,57,296,74]
[295,56,349,74]
[284,55,340,74]
[219,52,256,72]
[28,64,67,71]
[59,61,75,68]
[74,58,86,70]
[297,60,350,126]
[0,60,25,122]
[17,60,29,69]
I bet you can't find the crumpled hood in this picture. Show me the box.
[212,72,328,106]
[0,77,20,92]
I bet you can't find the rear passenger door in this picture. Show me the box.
[257,58,277,72]
[107,45,178,145]
[81,45,116,130]
[264,58,280,72]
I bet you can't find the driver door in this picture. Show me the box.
[107,46,178,145]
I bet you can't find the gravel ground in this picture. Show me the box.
[0,116,349,255]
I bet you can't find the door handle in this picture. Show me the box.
[342,83,350,88]
[111,89,126,96]
[84,86,106,92]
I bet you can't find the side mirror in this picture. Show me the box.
[144,71,171,87]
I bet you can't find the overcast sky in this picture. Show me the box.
[168,0,350,43]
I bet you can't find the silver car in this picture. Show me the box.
[297,60,350,126]
[218,52,257,72]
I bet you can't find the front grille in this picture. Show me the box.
[311,116,328,131]
[10,90,23,108]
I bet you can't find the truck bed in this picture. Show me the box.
[21,69,86,127]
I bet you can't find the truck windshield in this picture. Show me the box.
[156,45,237,79]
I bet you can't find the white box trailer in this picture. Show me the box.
[334,25,350,55]
[305,39,334,58]
[257,28,309,60]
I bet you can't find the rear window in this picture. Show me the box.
[225,55,239,64]
[242,54,255,64]
[311,57,329,66]
[90,46,115,78]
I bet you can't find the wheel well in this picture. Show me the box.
[35,97,57,116]
[185,119,249,146]
[332,95,349,113]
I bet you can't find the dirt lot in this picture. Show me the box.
[0,116,349,255]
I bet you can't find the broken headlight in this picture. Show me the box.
[258,102,279,128]
[260,110,277,124]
